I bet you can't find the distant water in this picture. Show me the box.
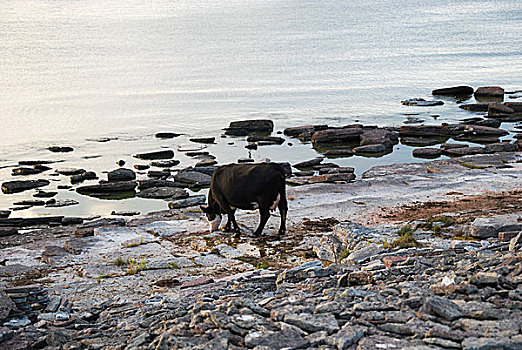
[1,0,521,216]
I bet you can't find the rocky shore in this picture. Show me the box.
[1,85,522,349]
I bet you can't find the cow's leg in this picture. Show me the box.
[277,193,288,235]
[224,209,237,232]
[253,206,270,237]
[213,192,241,234]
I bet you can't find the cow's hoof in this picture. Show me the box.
[233,231,241,238]
[278,229,286,235]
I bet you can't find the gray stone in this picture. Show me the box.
[168,195,207,209]
[313,234,344,263]
[353,144,388,154]
[413,148,442,158]
[509,232,522,253]
[326,325,365,349]
[55,168,85,176]
[432,86,474,96]
[1,179,50,194]
[462,337,522,350]
[471,217,522,239]
[134,150,174,160]
[293,157,324,169]
[244,329,308,349]
[225,120,274,135]
[0,291,15,322]
[345,245,383,264]
[312,128,362,144]
[424,296,463,321]
[401,98,444,106]
[174,170,211,186]
[108,168,136,181]
[276,260,323,286]
[137,187,189,199]
[283,312,339,334]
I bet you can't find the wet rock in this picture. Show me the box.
[61,217,83,225]
[432,86,474,96]
[137,187,189,199]
[400,125,447,137]
[134,164,150,170]
[0,228,18,237]
[190,137,215,144]
[147,169,171,179]
[401,98,444,106]
[360,129,398,147]
[174,170,211,186]
[413,148,442,158]
[2,179,50,194]
[149,160,180,167]
[323,149,354,157]
[353,144,388,155]
[293,157,323,169]
[108,168,136,182]
[224,120,274,135]
[0,216,63,227]
[486,142,518,153]
[307,173,355,183]
[138,180,184,190]
[55,168,85,176]
[470,217,522,239]
[195,159,218,167]
[48,146,74,153]
[155,132,181,138]
[505,101,522,112]
[460,103,490,112]
[488,103,515,115]
[474,86,504,98]
[11,166,49,176]
[70,171,97,183]
[134,150,175,160]
[284,125,328,137]
[111,211,140,216]
[168,195,206,209]
[424,296,463,321]
[45,199,79,208]
[76,181,137,197]
[0,210,10,218]
[312,127,362,144]
[444,147,487,157]
[13,199,45,206]
[449,124,509,137]
[401,137,441,146]
[33,191,58,198]
[116,159,125,166]
[246,136,285,144]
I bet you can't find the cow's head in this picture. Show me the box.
[200,205,222,232]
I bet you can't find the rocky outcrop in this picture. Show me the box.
[432,85,474,96]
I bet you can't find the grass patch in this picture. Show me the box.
[397,225,414,237]
[459,162,487,170]
[384,230,423,249]
[338,248,351,262]
[126,236,145,248]
[114,256,129,267]
[126,259,147,275]
[256,262,269,269]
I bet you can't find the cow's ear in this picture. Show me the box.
[200,205,208,213]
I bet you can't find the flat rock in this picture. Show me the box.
[346,244,384,264]
[424,296,463,321]
[401,98,444,106]
[0,211,10,218]
[353,144,388,154]
[190,137,215,144]
[400,125,447,137]
[413,148,442,158]
[11,167,48,176]
[444,147,487,157]
[475,86,504,98]
[2,180,50,194]
[0,228,18,237]
[293,157,324,169]
[246,136,285,144]
[180,276,214,289]
[149,160,180,168]
[225,120,274,135]
[460,103,490,112]
[509,232,522,253]
[137,187,189,199]
[471,216,522,239]
[401,137,441,146]
[76,181,137,197]
[486,142,517,153]
[33,191,58,198]
[48,146,74,153]
[323,149,354,157]
[107,168,136,182]
[55,168,85,176]
[307,173,355,183]
[284,312,339,334]
[155,132,181,138]
[284,124,329,137]
[432,86,474,96]
[134,150,174,160]
[488,102,515,115]
[174,170,211,186]
[312,128,362,144]
[168,195,206,209]
[138,180,184,190]
[45,199,79,208]
[244,329,308,349]
[0,291,15,322]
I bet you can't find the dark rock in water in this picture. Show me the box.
[2,180,50,194]
[505,102,522,112]
[155,132,181,138]
[149,160,180,168]
[174,170,211,186]
[116,160,126,166]
[323,149,354,157]
[312,128,362,144]
[70,171,98,184]
[294,157,324,169]
[353,144,388,154]
[76,181,137,196]
[444,147,487,157]
[0,216,64,227]
[246,136,285,144]
[187,166,216,176]
[294,171,314,177]
[134,150,174,160]
[284,125,328,137]
[488,103,514,115]
[453,135,500,143]
[460,118,501,128]
[0,211,10,218]
[413,148,442,158]
[12,166,50,176]
[11,205,31,211]
[403,116,425,124]
[0,228,18,237]
[245,143,258,150]
[137,187,189,199]
[325,167,355,174]
[13,200,45,206]
[48,146,74,153]
[108,168,136,182]
[45,199,79,208]
[134,164,150,170]
[440,143,469,151]
[401,137,441,147]
[195,159,217,168]
[238,158,255,163]
[486,142,518,153]
[147,169,171,179]
[185,151,210,157]
[57,185,72,190]
[401,98,444,106]
[33,190,58,198]
[313,163,339,170]
[168,195,206,209]
[360,129,398,147]
[189,137,215,144]
[111,211,140,216]
[448,124,508,136]
[308,173,356,183]
[62,217,83,225]
[18,160,55,166]
[400,125,447,137]
[459,103,490,112]
[474,86,504,98]
[138,180,184,190]
[225,120,274,135]
[55,168,85,176]
[432,85,474,96]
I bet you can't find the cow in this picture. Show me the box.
[200,162,288,236]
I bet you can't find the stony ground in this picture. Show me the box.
[1,152,521,349]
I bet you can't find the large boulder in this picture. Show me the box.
[432,86,474,96]
[474,86,504,98]
[108,168,136,182]
[471,217,522,239]
[360,129,398,147]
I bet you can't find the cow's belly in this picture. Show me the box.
[230,194,280,211]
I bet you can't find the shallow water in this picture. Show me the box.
[1,0,521,217]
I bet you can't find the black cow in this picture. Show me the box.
[200,163,288,236]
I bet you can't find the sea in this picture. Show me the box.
[1,0,521,217]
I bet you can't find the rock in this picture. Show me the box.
[150,160,180,167]
[76,181,137,197]
[413,148,442,158]
[246,136,285,144]
[147,169,171,178]
[284,313,339,334]
[111,211,140,216]
[195,159,217,167]
[33,191,58,198]
[449,124,509,137]
[0,211,10,218]
[382,256,407,268]
[0,291,15,321]
[180,276,214,289]
[244,329,308,349]
[45,199,79,208]
[505,101,522,112]
[107,168,136,182]
[70,171,97,183]
[284,125,328,137]
[346,244,383,264]
[276,260,323,287]
[11,167,48,176]
[138,180,184,190]
[325,167,355,174]
[56,168,85,176]
[225,120,274,135]
[190,137,215,144]
[326,326,365,349]
[134,150,175,160]
[168,195,206,209]
[460,103,490,112]
[155,132,181,138]
[323,149,354,157]
[488,103,515,115]
[312,128,362,144]
[509,232,522,253]
[444,147,487,157]
[293,157,323,169]
[174,170,211,186]
[424,296,463,321]
[400,125,447,137]
[2,179,50,194]
[471,217,522,239]
[401,137,441,146]
[313,234,344,262]
[474,86,504,98]
[432,86,474,96]
[307,173,356,183]
[64,239,86,254]
[134,164,150,170]
[360,129,398,147]
[486,142,518,153]
[460,118,502,128]
[245,142,258,149]
[461,337,522,350]
[48,146,74,152]
[401,98,444,106]
[61,217,83,225]
[0,216,63,227]
[116,159,125,166]
[137,187,189,199]
[353,144,388,154]
[13,199,45,206]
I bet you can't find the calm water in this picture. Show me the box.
[1,0,521,217]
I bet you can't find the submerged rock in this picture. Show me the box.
[401,98,444,106]
[134,150,174,160]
